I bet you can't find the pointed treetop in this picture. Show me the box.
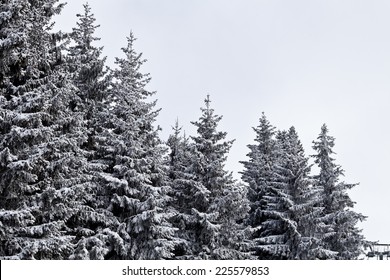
[288,126,297,135]
[312,123,336,156]
[173,117,181,129]
[202,94,214,119]
[113,31,152,99]
[205,94,211,109]
[171,118,182,137]
[318,124,334,145]
[321,123,328,133]
[73,2,101,49]
[77,2,92,17]
[252,112,276,147]
[259,112,271,126]
[129,30,136,42]
[121,31,138,56]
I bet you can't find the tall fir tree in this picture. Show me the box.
[256,130,292,259]
[240,113,278,259]
[166,120,205,259]
[311,124,366,259]
[71,32,177,260]
[67,2,109,105]
[60,3,119,260]
[258,127,327,259]
[0,0,89,259]
[188,95,250,259]
[282,127,329,259]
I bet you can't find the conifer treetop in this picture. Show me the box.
[73,3,101,50]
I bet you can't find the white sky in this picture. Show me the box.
[54,0,390,244]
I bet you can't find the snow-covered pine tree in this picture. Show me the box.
[189,95,250,259]
[67,2,109,107]
[66,1,109,155]
[166,120,203,259]
[255,130,292,259]
[259,127,327,259]
[72,32,177,260]
[240,113,278,259]
[167,120,187,184]
[210,181,252,259]
[57,3,121,260]
[311,124,366,259]
[0,0,88,259]
[282,127,329,259]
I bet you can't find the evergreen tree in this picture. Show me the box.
[259,127,326,259]
[67,2,109,105]
[256,130,292,259]
[282,127,327,259]
[166,120,205,259]
[188,95,250,259]
[0,0,85,259]
[60,3,119,260]
[71,33,177,260]
[240,113,278,259]
[311,124,366,259]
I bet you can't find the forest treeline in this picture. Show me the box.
[0,1,366,260]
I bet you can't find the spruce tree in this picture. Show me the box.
[67,2,109,105]
[311,124,366,259]
[259,127,326,259]
[256,130,292,259]
[0,0,85,259]
[240,113,278,259]
[282,127,327,259]
[61,3,119,260]
[166,120,204,259]
[189,95,250,259]
[71,33,177,260]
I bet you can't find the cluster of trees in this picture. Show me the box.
[0,1,366,260]
[240,115,366,259]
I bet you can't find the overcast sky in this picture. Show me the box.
[54,0,390,244]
